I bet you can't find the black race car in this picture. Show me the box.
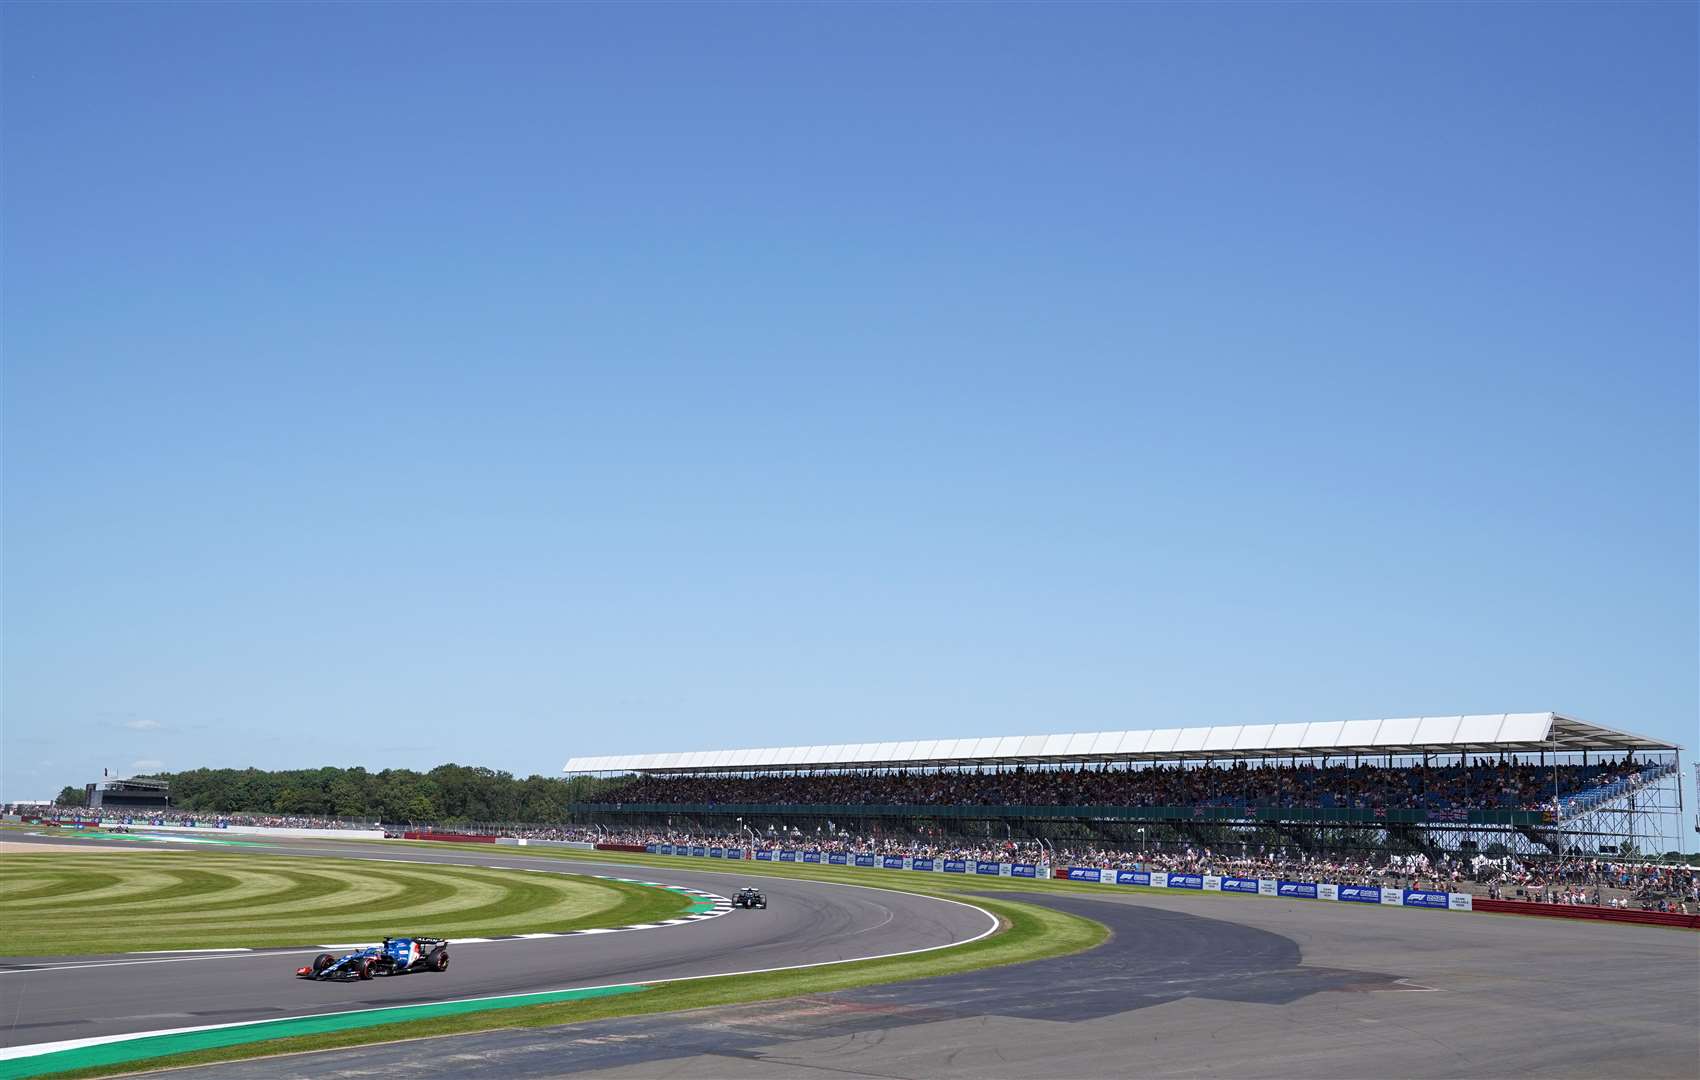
[731,887,766,909]
[296,936,449,980]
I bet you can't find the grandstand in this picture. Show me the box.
[84,775,171,811]
[564,712,1684,859]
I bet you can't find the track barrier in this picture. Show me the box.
[622,843,1692,929]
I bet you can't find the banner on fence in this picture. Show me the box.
[855,854,876,867]
[755,850,772,861]
[803,851,821,863]
[1116,869,1151,886]
[911,857,934,872]
[975,861,1001,875]
[1277,880,1319,899]
[1167,873,1204,890]
[1318,883,1338,901]
[1403,889,1449,909]
[1068,866,1102,882]
[1011,863,1038,878]
[883,855,905,869]
[828,852,847,865]
[944,859,967,874]
[1448,892,1473,911]
[1221,876,1259,894]
[1337,884,1380,903]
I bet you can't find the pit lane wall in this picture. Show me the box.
[118,823,389,840]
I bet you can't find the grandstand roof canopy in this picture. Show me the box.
[563,712,1680,775]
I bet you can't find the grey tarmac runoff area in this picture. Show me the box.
[5,835,1697,1079]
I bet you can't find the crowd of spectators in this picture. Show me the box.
[598,757,1649,814]
[1481,855,1699,912]
[6,806,377,830]
[10,800,1690,913]
[508,824,1695,912]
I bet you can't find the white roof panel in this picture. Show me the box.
[1234,725,1276,751]
[1371,717,1420,746]
[926,739,961,759]
[565,709,1671,773]
[1203,725,1240,751]
[1115,730,1152,754]
[1146,728,1181,754]
[1499,712,1553,742]
[1414,715,1462,744]
[1339,718,1382,746]
[1174,727,1210,753]
[1454,714,1504,744]
[1089,731,1123,755]
[1063,732,1096,756]
[1303,721,1345,747]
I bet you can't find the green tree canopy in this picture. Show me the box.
[122,765,622,824]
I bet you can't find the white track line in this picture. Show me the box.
[0,889,998,1064]
[124,948,251,954]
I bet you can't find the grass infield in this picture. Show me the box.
[0,852,691,955]
[6,844,1110,1079]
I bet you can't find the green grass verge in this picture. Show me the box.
[0,853,690,955]
[17,890,1100,1080]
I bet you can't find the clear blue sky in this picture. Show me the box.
[3,5,1694,815]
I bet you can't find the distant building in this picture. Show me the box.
[85,776,171,810]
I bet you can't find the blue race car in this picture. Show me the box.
[296,936,449,980]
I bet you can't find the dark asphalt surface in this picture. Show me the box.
[164,885,1700,1080]
[0,834,994,1051]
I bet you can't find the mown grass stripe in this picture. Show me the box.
[0,855,692,955]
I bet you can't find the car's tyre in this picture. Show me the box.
[427,948,448,972]
[312,953,336,974]
[357,958,375,980]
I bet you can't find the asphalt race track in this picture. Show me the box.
[5,834,1697,1078]
[177,888,1700,1080]
[0,833,994,1051]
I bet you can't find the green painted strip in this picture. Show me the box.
[0,984,646,1080]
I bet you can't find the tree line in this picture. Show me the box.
[55,764,625,824]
